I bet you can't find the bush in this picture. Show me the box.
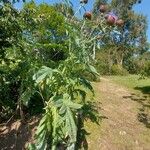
[94,49,111,75]
[141,61,150,77]
[95,60,110,75]
[111,64,129,76]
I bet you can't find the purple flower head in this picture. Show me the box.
[108,12,118,21]
[104,11,119,25]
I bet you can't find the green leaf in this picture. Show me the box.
[65,108,77,143]
[88,65,99,76]
[38,115,47,127]
[28,143,36,150]
[53,99,63,108]
[36,124,46,139]
[36,115,47,138]
[34,113,52,150]
[33,66,58,84]
[67,143,75,150]
[66,101,82,109]
[59,104,67,115]
[20,88,34,106]
[79,77,94,94]
[63,93,82,109]
[74,89,86,102]
[36,132,47,150]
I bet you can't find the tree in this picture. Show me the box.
[0,2,24,112]
[111,0,148,65]
[0,2,22,61]
[54,2,74,17]
[92,0,148,74]
[21,1,68,64]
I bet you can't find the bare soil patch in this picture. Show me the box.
[0,117,39,150]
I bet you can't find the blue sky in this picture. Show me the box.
[133,0,150,42]
[15,0,150,42]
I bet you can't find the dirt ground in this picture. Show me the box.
[86,77,150,150]
[0,77,150,150]
[0,117,39,150]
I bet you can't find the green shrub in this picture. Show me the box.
[95,60,110,75]
[141,61,150,77]
[111,64,129,76]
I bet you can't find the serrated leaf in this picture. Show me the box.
[51,95,63,108]
[66,101,82,109]
[36,124,46,138]
[74,89,86,102]
[28,143,36,150]
[33,66,59,84]
[36,131,47,150]
[34,114,51,150]
[36,116,47,138]
[79,77,94,94]
[20,88,34,106]
[59,105,67,115]
[63,93,82,109]
[38,115,47,127]
[65,108,77,143]
[88,65,99,76]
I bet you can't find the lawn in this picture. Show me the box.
[107,75,150,130]
[107,75,150,95]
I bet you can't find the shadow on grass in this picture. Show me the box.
[123,86,150,129]
[76,101,108,150]
[134,86,150,95]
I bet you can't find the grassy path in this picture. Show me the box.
[86,77,150,150]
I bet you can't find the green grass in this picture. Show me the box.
[107,75,150,95]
